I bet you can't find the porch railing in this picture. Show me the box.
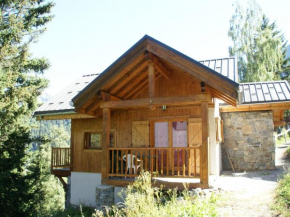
[51,147,71,170]
[108,146,201,178]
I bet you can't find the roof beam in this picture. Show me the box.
[85,91,122,116]
[148,52,170,80]
[86,101,101,115]
[118,69,148,98]
[100,90,122,101]
[148,62,155,98]
[132,74,162,99]
[108,59,148,95]
[100,94,211,109]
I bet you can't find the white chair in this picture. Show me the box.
[123,154,142,174]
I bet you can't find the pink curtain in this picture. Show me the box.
[154,122,168,148]
[172,122,187,148]
[155,121,187,168]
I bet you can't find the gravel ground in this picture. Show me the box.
[214,145,290,217]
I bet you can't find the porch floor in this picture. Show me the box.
[103,176,215,189]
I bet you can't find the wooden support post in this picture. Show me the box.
[102,108,111,180]
[148,62,155,98]
[201,102,209,185]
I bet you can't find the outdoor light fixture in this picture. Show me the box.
[162,105,167,111]
[200,82,206,93]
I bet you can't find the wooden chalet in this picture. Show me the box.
[34,35,290,206]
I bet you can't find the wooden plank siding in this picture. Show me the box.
[71,106,201,173]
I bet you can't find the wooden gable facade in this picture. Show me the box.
[50,35,237,188]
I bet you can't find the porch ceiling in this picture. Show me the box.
[73,35,239,116]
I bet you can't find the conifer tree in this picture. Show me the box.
[228,1,290,82]
[0,1,55,216]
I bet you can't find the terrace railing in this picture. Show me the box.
[108,146,201,178]
[51,147,71,170]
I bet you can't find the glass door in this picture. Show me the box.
[154,120,187,174]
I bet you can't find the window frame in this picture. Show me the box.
[84,132,102,149]
[84,129,116,150]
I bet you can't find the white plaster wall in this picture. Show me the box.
[214,100,222,174]
[208,99,222,176]
[208,108,217,175]
[71,172,102,206]
[114,187,126,204]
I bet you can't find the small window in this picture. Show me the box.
[85,132,102,149]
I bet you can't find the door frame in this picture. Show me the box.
[150,117,188,148]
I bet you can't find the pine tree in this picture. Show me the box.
[0,1,54,216]
[228,1,290,82]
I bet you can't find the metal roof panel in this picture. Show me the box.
[240,80,290,104]
[34,74,98,115]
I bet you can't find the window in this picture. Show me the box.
[85,132,102,149]
[84,130,116,149]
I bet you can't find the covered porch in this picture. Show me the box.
[99,95,211,188]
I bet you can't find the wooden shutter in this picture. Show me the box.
[132,121,149,147]
[188,118,202,147]
[187,118,201,175]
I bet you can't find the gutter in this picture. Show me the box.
[33,109,76,117]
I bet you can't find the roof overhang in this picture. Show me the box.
[72,35,239,113]
[34,109,95,120]
[220,101,290,113]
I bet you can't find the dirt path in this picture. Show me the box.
[214,145,290,217]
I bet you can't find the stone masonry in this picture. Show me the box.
[96,185,114,208]
[221,111,275,171]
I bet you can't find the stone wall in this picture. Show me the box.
[96,185,114,208]
[221,111,275,171]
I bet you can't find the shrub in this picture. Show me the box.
[274,170,290,217]
[94,171,217,217]
[286,146,290,157]
[50,205,95,217]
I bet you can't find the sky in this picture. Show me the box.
[30,0,290,97]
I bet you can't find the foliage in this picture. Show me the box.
[0,127,36,216]
[274,128,290,147]
[93,172,217,217]
[0,0,54,140]
[30,140,65,216]
[49,205,95,217]
[30,118,71,148]
[228,0,290,82]
[0,125,65,216]
[0,0,55,216]
[274,169,290,216]
[287,146,290,157]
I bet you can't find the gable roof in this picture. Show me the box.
[34,74,98,116]
[72,35,239,112]
[240,80,290,104]
[34,55,238,116]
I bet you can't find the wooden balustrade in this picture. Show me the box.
[51,147,71,170]
[107,146,201,178]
